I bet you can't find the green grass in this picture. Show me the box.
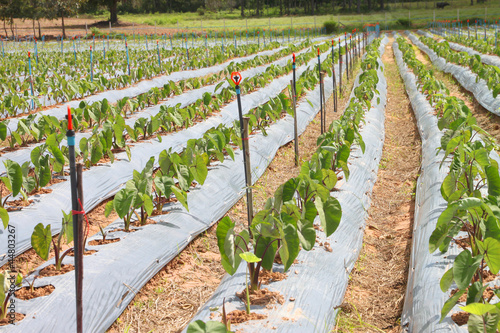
[110,0,500,32]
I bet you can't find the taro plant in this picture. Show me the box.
[31,210,73,271]
[105,157,189,230]
[0,270,22,321]
[217,172,342,291]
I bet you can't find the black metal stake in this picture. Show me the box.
[339,37,342,96]
[317,47,324,134]
[67,106,82,333]
[331,40,337,113]
[232,73,253,234]
[345,33,349,81]
[292,54,299,166]
[349,36,353,76]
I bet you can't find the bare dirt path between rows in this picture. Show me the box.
[107,60,363,333]
[333,37,421,333]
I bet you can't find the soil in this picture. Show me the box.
[15,285,55,300]
[88,238,120,246]
[0,313,25,326]
[107,58,361,333]
[335,38,421,333]
[226,310,267,324]
[451,312,469,326]
[66,249,98,256]
[6,199,34,209]
[259,269,287,285]
[236,288,285,307]
[39,264,74,277]
[130,218,157,227]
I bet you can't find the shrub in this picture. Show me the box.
[397,18,411,28]
[323,20,339,34]
[90,27,101,36]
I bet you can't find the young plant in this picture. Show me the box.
[31,210,73,271]
[0,270,22,321]
[98,224,107,242]
[239,252,261,314]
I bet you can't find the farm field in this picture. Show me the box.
[2,16,500,333]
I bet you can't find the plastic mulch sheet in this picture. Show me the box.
[5,44,291,134]
[393,34,468,333]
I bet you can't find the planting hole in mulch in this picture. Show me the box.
[28,188,53,196]
[106,228,137,233]
[88,238,120,246]
[6,199,33,209]
[226,310,267,324]
[236,288,285,307]
[39,264,74,277]
[0,313,25,326]
[15,285,55,300]
[451,312,469,326]
[259,269,287,285]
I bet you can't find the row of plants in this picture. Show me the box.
[0,40,287,117]
[417,35,500,98]
[398,36,500,332]
[0,41,330,182]
[0,41,338,234]
[191,36,382,331]
[4,37,282,84]
[433,28,500,57]
[0,39,315,150]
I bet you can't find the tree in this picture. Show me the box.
[108,0,118,23]
[26,0,44,38]
[85,0,119,24]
